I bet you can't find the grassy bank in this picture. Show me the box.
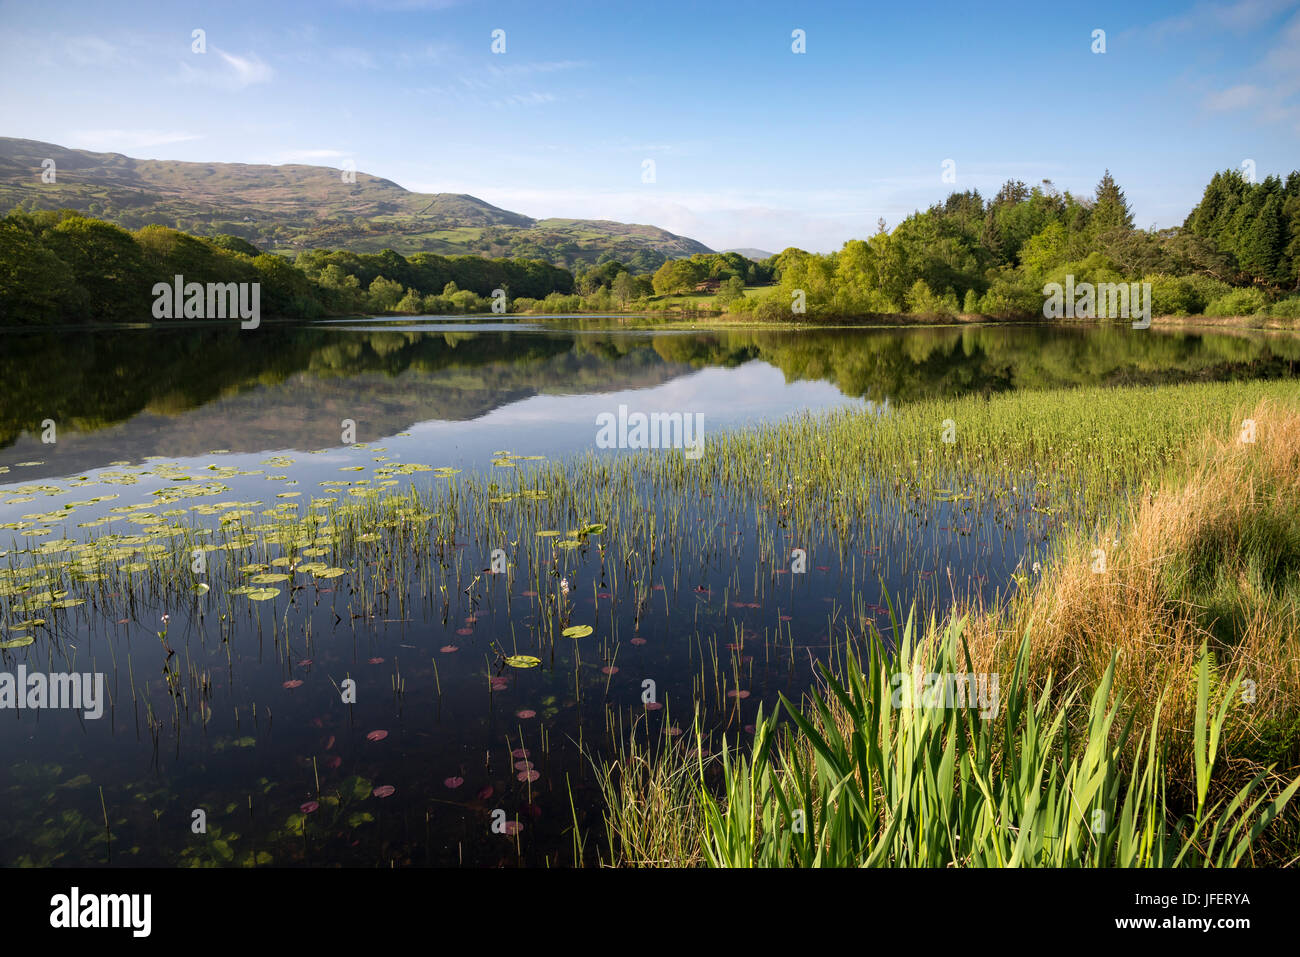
[960,398,1300,779]
[504,304,1298,332]
[1151,314,1300,331]
[589,392,1300,867]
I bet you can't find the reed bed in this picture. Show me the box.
[685,612,1299,867]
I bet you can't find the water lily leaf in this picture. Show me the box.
[562,625,593,639]
[504,654,541,668]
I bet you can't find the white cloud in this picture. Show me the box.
[1203,83,1264,110]
[342,0,463,9]
[485,60,588,77]
[491,91,557,108]
[1145,0,1298,37]
[394,42,456,69]
[1197,10,1300,126]
[216,49,274,87]
[68,129,203,152]
[332,48,379,70]
[263,148,352,164]
[1261,10,1300,71]
[178,47,273,90]
[63,36,124,67]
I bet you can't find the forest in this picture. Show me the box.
[1,168,1297,324]
[728,169,1300,321]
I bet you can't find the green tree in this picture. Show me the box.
[612,271,636,306]
[0,220,74,323]
[395,287,425,313]
[1240,190,1285,282]
[368,275,404,311]
[46,216,147,320]
[714,275,745,307]
[1089,170,1135,235]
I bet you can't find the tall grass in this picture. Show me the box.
[589,728,707,867]
[691,611,1299,867]
[590,396,1300,867]
[959,397,1300,791]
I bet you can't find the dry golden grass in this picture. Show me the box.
[960,398,1300,792]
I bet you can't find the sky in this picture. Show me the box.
[1,0,1298,254]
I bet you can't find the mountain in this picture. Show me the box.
[0,137,713,270]
[724,247,776,260]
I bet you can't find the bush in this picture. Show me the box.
[714,276,745,307]
[394,288,424,314]
[725,293,756,315]
[979,269,1040,318]
[1263,295,1300,319]
[1204,287,1267,317]
[1145,273,1207,316]
[449,289,486,312]
[905,279,958,317]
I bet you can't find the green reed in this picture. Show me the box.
[692,609,1300,867]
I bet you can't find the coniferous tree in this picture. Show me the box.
[1090,170,1135,235]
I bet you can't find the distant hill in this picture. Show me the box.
[0,137,713,270]
[724,247,776,261]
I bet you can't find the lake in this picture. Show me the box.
[1,318,1297,866]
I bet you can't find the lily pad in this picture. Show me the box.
[504,655,541,668]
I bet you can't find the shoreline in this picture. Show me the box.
[3,312,1297,336]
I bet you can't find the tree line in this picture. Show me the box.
[0,210,586,323]
[3,167,1298,324]
[727,168,1300,321]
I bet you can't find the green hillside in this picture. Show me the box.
[0,137,712,270]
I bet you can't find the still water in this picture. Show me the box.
[0,318,1295,866]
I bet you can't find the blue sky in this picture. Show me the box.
[2,0,1298,253]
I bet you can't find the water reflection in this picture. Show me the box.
[3,320,1297,482]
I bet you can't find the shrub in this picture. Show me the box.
[1204,287,1267,317]
[1263,295,1300,319]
